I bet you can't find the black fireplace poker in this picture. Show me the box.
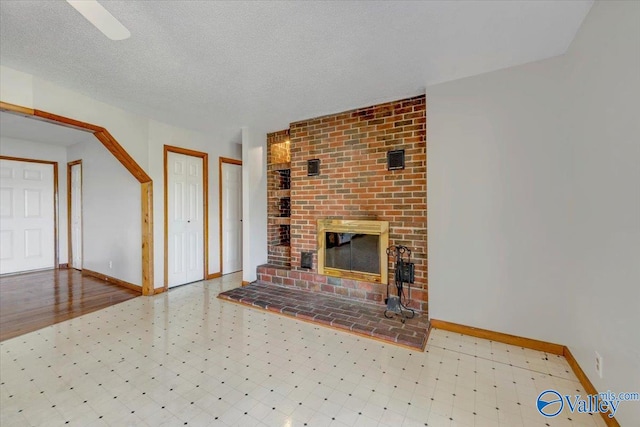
[384,245,416,323]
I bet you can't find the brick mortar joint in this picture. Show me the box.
[253,278,427,314]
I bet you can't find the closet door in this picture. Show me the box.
[0,159,55,274]
[167,152,204,287]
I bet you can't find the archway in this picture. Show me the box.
[0,101,154,295]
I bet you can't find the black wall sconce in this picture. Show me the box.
[307,159,320,176]
[387,149,405,170]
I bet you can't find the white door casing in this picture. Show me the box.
[0,159,55,274]
[69,162,82,270]
[167,151,204,287]
[222,161,242,274]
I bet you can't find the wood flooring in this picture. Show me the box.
[0,268,140,342]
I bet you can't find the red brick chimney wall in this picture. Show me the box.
[287,95,427,311]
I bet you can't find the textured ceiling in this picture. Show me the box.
[0,0,593,137]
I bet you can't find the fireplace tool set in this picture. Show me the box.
[384,245,416,323]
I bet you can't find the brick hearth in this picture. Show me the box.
[218,281,430,350]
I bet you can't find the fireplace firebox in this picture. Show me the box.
[317,219,389,284]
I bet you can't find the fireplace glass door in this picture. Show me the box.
[324,232,380,274]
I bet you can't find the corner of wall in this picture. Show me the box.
[241,126,268,283]
[0,66,34,108]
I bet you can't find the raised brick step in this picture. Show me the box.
[218,281,429,351]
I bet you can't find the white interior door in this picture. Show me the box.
[69,162,82,270]
[222,161,242,274]
[0,159,55,274]
[167,152,204,287]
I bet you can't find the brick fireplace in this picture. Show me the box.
[261,95,427,312]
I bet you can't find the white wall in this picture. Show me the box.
[33,78,151,170]
[1,67,244,290]
[242,127,268,283]
[561,3,640,424]
[67,139,141,285]
[427,1,639,424]
[428,55,570,341]
[147,120,242,286]
[0,67,33,108]
[0,137,69,265]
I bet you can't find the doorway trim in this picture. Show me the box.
[0,101,153,295]
[67,159,82,270]
[0,155,59,270]
[219,157,243,275]
[163,145,210,290]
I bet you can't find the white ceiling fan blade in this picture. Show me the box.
[66,0,130,41]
